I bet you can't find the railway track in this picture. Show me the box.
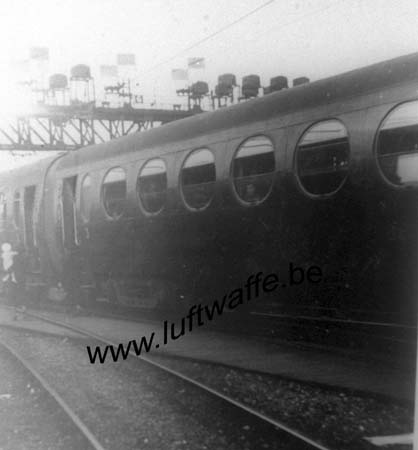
[21,308,333,450]
[75,297,417,335]
[0,334,105,450]
[58,300,416,363]
[0,306,337,450]
[1,304,413,449]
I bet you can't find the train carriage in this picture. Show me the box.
[0,52,417,323]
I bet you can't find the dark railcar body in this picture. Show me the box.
[1,53,417,322]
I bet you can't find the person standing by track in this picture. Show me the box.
[1,243,26,312]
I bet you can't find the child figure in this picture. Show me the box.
[1,243,18,284]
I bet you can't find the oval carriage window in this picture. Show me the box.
[102,167,127,219]
[137,159,167,214]
[376,101,418,186]
[181,149,216,210]
[80,174,93,221]
[296,120,349,196]
[232,136,275,204]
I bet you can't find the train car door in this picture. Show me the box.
[61,176,78,249]
[0,192,6,237]
[23,186,36,248]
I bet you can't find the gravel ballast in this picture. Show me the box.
[149,354,413,450]
[0,328,319,450]
[0,341,93,450]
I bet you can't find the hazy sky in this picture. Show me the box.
[1,0,417,97]
[0,0,417,168]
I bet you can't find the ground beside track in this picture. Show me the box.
[1,327,320,450]
[0,342,90,450]
[150,354,413,450]
[0,324,413,450]
[6,305,413,401]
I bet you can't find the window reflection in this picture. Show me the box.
[377,101,418,185]
[296,120,349,195]
[138,159,167,214]
[102,168,126,219]
[181,149,216,210]
[232,136,275,204]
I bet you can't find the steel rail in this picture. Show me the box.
[251,311,417,330]
[0,333,106,450]
[23,309,333,450]
[79,302,417,333]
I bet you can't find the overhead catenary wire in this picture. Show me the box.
[174,0,348,80]
[141,0,276,76]
[140,0,349,85]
